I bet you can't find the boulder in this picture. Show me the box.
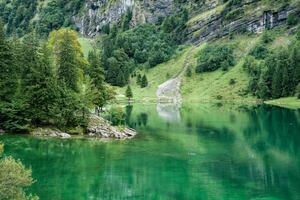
[87,115,137,139]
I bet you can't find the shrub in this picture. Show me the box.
[109,106,125,126]
[216,95,223,100]
[229,79,236,85]
[250,43,269,59]
[0,143,38,200]
[261,31,274,44]
[185,66,192,77]
[196,44,235,73]
[287,13,299,27]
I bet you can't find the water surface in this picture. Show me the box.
[1,103,300,200]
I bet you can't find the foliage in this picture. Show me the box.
[186,66,193,77]
[0,0,37,36]
[296,83,300,99]
[125,86,133,101]
[249,43,269,60]
[0,23,115,132]
[196,44,235,73]
[100,24,175,86]
[287,13,299,27]
[243,38,300,100]
[141,75,149,88]
[108,107,125,126]
[0,143,38,200]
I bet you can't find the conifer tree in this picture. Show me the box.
[26,44,59,124]
[88,50,104,90]
[272,66,282,99]
[141,75,148,88]
[136,74,142,85]
[125,85,133,102]
[282,67,290,97]
[0,21,17,102]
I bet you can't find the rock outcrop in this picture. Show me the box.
[186,2,299,45]
[75,0,174,37]
[87,115,137,139]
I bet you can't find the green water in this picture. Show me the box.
[1,103,300,200]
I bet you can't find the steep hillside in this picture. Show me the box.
[1,0,300,105]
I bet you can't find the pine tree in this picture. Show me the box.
[136,74,142,85]
[141,75,148,88]
[48,29,86,92]
[125,85,133,102]
[258,70,270,100]
[0,21,17,102]
[26,44,59,124]
[88,50,104,90]
[57,31,79,91]
[281,67,290,97]
[272,66,282,99]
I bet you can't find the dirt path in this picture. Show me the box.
[156,47,195,103]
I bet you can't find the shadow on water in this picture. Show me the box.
[0,103,300,200]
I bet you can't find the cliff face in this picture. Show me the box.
[75,0,299,43]
[75,0,174,36]
[185,1,299,45]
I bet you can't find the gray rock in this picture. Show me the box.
[87,115,137,139]
[74,0,174,37]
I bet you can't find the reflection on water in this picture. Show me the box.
[156,103,181,122]
[0,103,300,200]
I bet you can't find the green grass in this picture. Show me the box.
[78,38,94,58]
[116,26,296,104]
[181,34,260,103]
[115,46,192,102]
[187,4,227,26]
[265,97,300,109]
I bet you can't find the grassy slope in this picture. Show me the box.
[181,34,260,103]
[115,46,193,102]
[78,37,94,58]
[116,26,300,106]
[115,34,260,103]
[114,34,259,103]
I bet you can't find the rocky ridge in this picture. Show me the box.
[75,0,174,36]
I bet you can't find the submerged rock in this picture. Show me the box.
[31,128,71,139]
[87,115,137,139]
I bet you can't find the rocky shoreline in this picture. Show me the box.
[30,115,137,140]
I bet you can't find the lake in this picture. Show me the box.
[1,103,300,200]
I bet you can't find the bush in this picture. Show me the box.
[216,95,223,100]
[229,79,236,85]
[196,44,235,73]
[0,143,38,200]
[287,13,299,27]
[261,31,274,44]
[109,106,125,126]
[250,43,269,59]
[185,66,192,77]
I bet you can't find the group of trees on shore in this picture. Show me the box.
[243,31,300,100]
[100,8,188,87]
[0,23,114,133]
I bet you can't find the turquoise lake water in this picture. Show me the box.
[1,103,300,200]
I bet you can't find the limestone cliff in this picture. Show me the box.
[75,0,174,36]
